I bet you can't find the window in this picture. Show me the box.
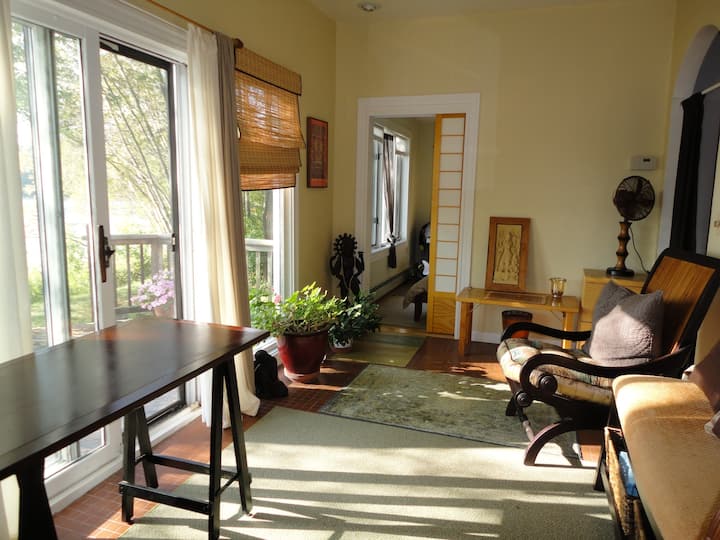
[235,47,300,306]
[244,188,294,303]
[370,125,410,250]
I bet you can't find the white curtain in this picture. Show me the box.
[0,0,30,535]
[186,25,260,425]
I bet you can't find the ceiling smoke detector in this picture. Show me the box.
[357,2,380,12]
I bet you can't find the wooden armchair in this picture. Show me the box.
[496,248,720,465]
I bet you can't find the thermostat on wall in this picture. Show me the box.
[630,155,658,171]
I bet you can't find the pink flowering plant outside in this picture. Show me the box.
[132,270,175,311]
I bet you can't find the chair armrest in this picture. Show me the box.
[501,321,591,342]
[516,345,695,399]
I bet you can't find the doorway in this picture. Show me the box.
[355,94,480,337]
[369,117,433,329]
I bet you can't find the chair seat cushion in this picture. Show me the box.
[497,338,614,405]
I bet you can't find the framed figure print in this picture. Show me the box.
[485,217,530,292]
[307,117,328,188]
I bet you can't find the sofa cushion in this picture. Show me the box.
[582,281,663,366]
[690,339,720,412]
[613,375,720,539]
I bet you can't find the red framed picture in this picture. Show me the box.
[307,117,328,188]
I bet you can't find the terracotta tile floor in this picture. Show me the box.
[52,336,598,539]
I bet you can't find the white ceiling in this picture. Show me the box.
[307,0,601,22]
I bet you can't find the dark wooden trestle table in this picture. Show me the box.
[0,318,268,540]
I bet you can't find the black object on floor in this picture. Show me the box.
[254,350,289,399]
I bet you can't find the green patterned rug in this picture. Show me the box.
[328,332,425,368]
[320,364,581,462]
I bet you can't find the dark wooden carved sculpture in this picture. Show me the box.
[330,233,364,299]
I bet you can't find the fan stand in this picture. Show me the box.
[607,220,635,277]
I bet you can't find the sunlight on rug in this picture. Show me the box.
[120,408,612,539]
[329,333,425,368]
[320,364,583,463]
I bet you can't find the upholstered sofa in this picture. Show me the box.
[606,373,720,539]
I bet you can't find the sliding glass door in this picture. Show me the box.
[12,6,183,500]
[13,19,114,481]
[99,40,184,420]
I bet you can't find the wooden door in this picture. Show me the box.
[426,114,466,334]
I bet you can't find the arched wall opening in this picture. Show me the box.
[658,25,720,253]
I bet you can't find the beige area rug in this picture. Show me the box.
[121,408,613,539]
[329,333,425,368]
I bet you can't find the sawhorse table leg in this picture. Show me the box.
[16,459,57,540]
[122,407,159,523]
[119,354,253,540]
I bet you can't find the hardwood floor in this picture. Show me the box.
[52,336,596,539]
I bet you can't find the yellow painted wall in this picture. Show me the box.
[334,0,676,332]
[144,0,337,291]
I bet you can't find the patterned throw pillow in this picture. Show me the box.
[582,280,664,366]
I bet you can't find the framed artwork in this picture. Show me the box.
[485,216,530,292]
[307,117,328,188]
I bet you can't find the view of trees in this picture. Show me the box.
[100,47,172,234]
[14,20,277,337]
[13,23,175,333]
[243,189,274,291]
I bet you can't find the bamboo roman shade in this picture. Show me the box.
[235,47,304,190]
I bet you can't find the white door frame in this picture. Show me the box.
[354,93,480,337]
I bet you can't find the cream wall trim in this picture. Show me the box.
[354,93,480,338]
[658,25,718,251]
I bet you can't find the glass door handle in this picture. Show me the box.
[98,225,115,283]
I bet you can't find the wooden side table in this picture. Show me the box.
[456,287,580,355]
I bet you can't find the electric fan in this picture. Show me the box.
[606,175,655,277]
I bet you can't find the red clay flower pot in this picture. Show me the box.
[276,329,329,383]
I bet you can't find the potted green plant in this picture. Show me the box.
[329,292,382,352]
[250,283,343,382]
